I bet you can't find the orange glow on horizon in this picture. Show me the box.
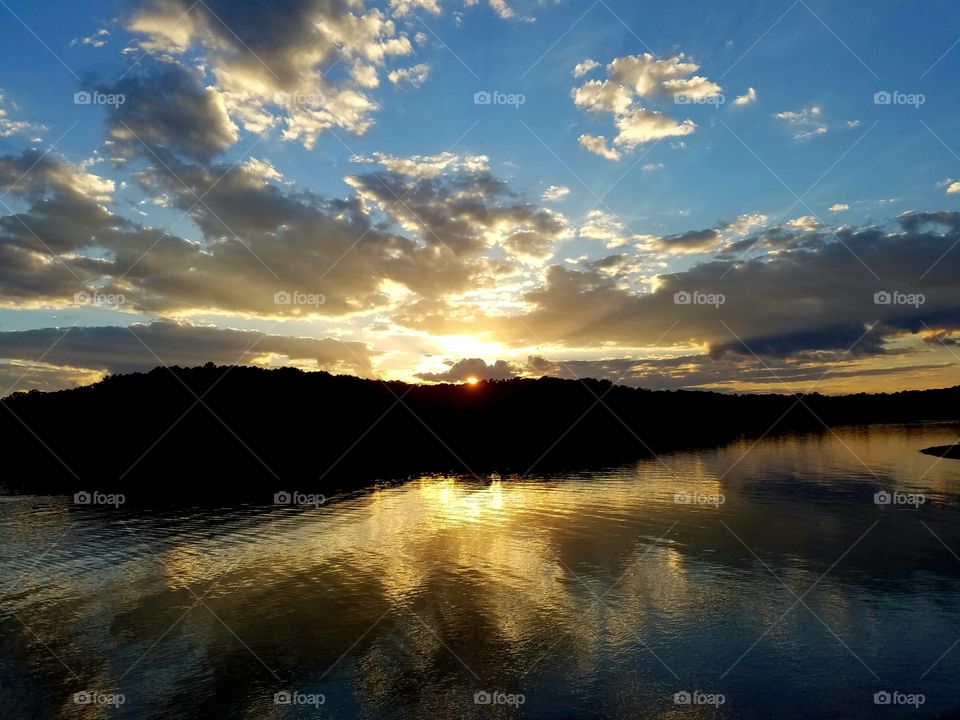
[465,376,479,386]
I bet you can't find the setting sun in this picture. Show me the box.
[465,376,479,386]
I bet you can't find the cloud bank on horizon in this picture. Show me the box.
[0,0,958,395]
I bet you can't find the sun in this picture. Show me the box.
[465,376,480,386]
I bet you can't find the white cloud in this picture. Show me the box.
[488,0,514,19]
[829,203,850,213]
[542,185,570,202]
[578,210,647,249]
[390,0,441,14]
[350,151,489,179]
[787,215,821,231]
[722,213,767,235]
[242,157,285,184]
[572,53,721,159]
[395,0,514,18]
[573,59,600,77]
[734,87,757,106]
[572,79,634,115]
[0,92,34,138]
[578,134,621,161]
[947,182,960,194]
[388,63,431,88]
[70,28,110,48]
[606,54,720,99]
[773,106,828,140]
[614,109,695,148]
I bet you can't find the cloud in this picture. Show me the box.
[605,54,720,99]
[631,214,766,257]
[105,63,239,163]
[733,87,757,106]
[572,53,720,158]
[829,203,850,213]
[773,106,828,140]
[573,59,600,77]
[390,0,441,14]
[613,108,695,148]
[388,63,431,88]
[391,0,515,18]
[346,151,571,262]
[579,209,634,248]
[0,148,560,316]
[578,134,621,161]
[721,213,767,235]
[415,357,517,382]
[487,0,514,19]
[126,0,417,147]
[0,321,376,394]
[351,151,489,179]
[70,28,110,48]
[521,352,952,392]
[467,212,960,364]
[947,181,960,194]
[0,360,103,395]
[648,228,722,253]
[541,185,570,202]
[0,92,38,138]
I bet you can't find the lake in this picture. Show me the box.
[3,423,960,718]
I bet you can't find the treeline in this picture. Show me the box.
[2,364,958,502]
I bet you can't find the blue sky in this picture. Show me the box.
[0,0,959,392]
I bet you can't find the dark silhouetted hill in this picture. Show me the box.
[2,364,959,502]
[922,443,960,459]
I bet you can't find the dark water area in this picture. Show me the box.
[3,423,960,718]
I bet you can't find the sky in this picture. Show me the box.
[0,0,958,395]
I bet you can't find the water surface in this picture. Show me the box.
[3,424,960,718]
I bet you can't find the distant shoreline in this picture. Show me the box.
[2,365,959,503]
[921,444,960,460]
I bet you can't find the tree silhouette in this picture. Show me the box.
[2,365,957,503]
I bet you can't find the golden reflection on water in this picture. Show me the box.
[5,424,960,718]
